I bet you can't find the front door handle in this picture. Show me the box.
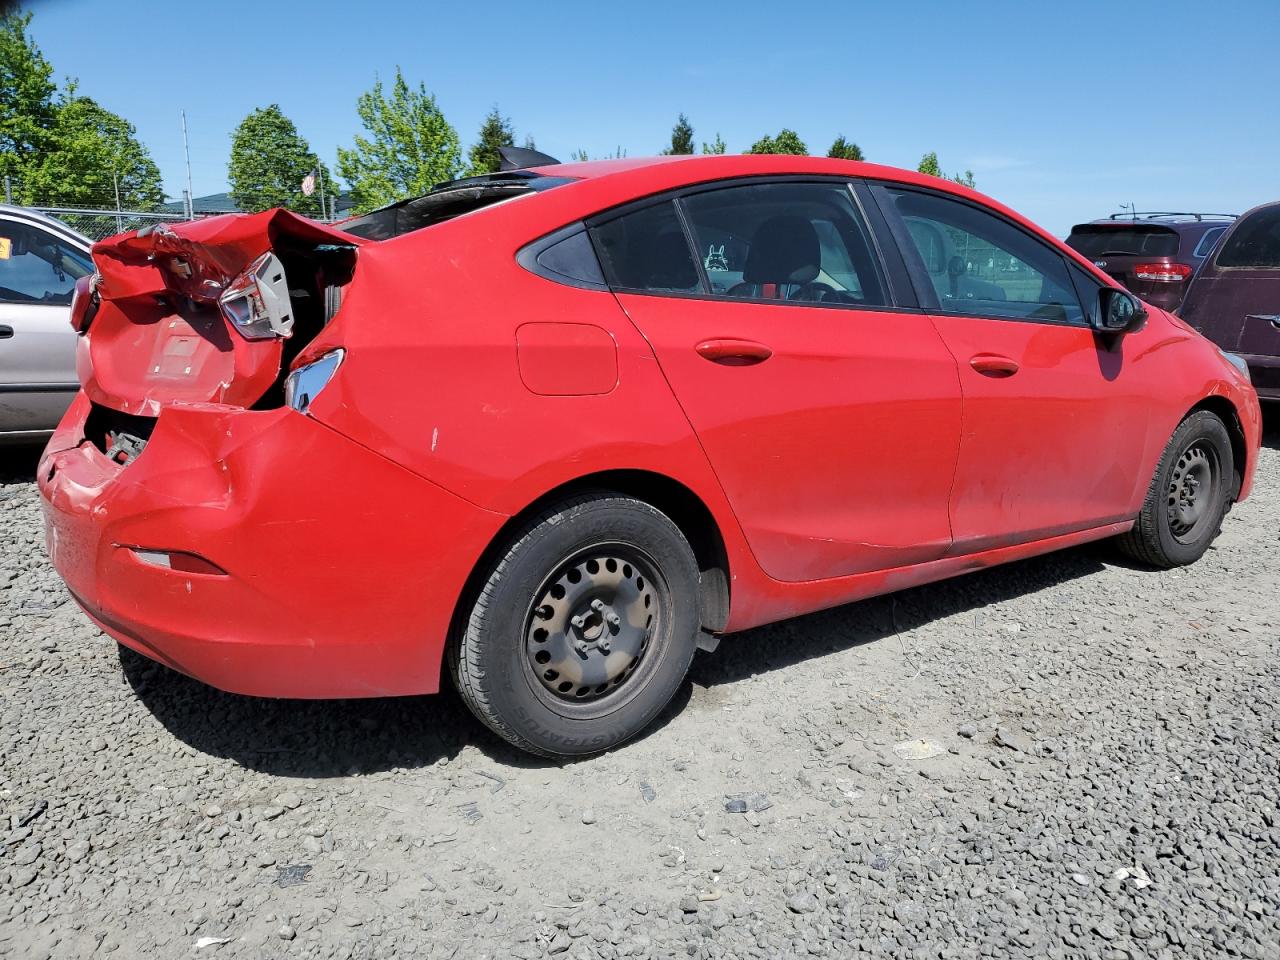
[1246,314,1280,330]
[969,354,1019,377]
[695,338,773,366]
[0,325,13,340]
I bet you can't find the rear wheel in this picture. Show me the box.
[1117,411,1234,568]
[450,494,700,758]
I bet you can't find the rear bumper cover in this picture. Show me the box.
[39,394,506,698]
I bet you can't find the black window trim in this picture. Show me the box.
[868,181,1093,330]
[582,174,916,316]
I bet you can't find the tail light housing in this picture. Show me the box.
[69,273,101,333]
[218,252,295,340]
[1133,262,1192,282]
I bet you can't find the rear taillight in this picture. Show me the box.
[69,273,101,333]
[1133,262,1192,282]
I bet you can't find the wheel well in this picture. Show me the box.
[1189,396,1246,498]
[457,471,731,640]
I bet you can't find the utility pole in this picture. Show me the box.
[112,171,123,233]
[181,110,194,219]
[317,165,327,222]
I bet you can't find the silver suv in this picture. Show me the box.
[0,205,93,441]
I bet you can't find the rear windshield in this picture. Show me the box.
[1065,225,1179,258]
[1216,206,1280,268]
[341,172,575,240]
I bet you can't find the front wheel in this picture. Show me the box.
[449,494,701,758]
[1117,411,1235,568]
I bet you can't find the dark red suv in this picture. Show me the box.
[1180,200,1280,400]
[1066,213,1234,312]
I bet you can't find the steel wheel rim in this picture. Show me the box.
[523,544,663,712]
[1166,441,1219,544]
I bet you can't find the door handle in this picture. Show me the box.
[1245,314,1280,330]
[695,338,772,366]
[969,354,1019,377]
[0,325,13,340]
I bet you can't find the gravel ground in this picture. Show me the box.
[2,420,1278,960]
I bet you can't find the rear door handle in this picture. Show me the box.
[695,338,773,366]
[0,325,13,340]
[969,354,1019,377]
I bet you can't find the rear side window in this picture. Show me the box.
[1194,226,1226,259]
[885,188,1084,324]
[679,181,887,306]
[1216,207,1280,268]
[0,220,93,305]
[1065,225,1179,258]
[591,202,700,293]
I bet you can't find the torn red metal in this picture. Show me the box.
[80,210,363,417]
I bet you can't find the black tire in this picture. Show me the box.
[1117,411,1234,568]
[449,494,701,758]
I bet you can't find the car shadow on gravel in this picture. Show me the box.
[120,543,1106,776]
[0,443,43,485]
[687,542,1111,690]
[116,645,611,776]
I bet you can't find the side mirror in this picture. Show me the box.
[1096,287,1147,334]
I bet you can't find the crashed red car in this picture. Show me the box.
[40,153,1261,757]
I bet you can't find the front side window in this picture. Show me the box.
[679,181,887,306]
[1216,206,1280,268]
[0,221,92,305]
[590,201,700,293]
[886,189,1084,324]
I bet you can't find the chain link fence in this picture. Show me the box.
[4,180,339,243]
[19,205,209,242]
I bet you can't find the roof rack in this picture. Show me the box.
[1106,211,1237,222]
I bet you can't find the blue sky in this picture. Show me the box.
[23,0,1280,235]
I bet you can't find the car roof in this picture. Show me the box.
[1074,213,1235,228]
[539,153,1019,223]
[0,203,93,248]
[482,154,1116,288]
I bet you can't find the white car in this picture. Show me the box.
[0,205,94,441]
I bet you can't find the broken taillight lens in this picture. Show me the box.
[218,252,295,340]
[69,273,101,333]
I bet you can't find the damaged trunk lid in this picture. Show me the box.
[80,210,362,425]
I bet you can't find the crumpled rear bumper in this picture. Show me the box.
[38,394,506,698]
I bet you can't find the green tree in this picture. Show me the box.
[0,11,56,190]
[827,135,864,161]
[701,133,727,155]
[467,106,515,175]
[336,68,461,214]
[227,105,333,216]
[747,129,807,155]
[918,151,976,187]
[661,113,694,155]
[21,91,164,209]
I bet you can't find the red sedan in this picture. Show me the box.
[39,153,1261,757]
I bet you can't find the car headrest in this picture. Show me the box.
[743,215,820,284]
